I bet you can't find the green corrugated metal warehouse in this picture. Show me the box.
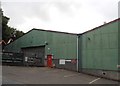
[4,18,120,80]
[78,18,120,80]
[4,29,78,71]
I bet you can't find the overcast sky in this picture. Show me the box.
[1,0,119,33]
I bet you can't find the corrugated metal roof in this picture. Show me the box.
[5,18,120,46]
[32,28,77,35]
[5,28,77,46]
[78,18,120,35]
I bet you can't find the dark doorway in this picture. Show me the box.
[21,46,45,66]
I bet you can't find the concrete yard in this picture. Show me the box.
[2,66,119,84]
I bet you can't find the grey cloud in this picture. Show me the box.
[1,2,51,25]
[87,0,119,21]
[1,1,81,26]
[54,2,72,13]
[1,0,119,33]
[53,2,81,15]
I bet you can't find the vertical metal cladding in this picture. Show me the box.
[79,21,118,70]
[4,29,77,71]
[78,19,119,80]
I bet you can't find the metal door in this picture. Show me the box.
[22,46,45,66]
[47,55,52,67]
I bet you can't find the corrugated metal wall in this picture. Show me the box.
[4,19,119,72]
[5,30,77,59]
[79,20,118,71]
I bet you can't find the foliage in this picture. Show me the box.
[1,8,24,46]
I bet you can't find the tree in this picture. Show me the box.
[1,9,24,48]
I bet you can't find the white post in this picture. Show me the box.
[77,36,79,72]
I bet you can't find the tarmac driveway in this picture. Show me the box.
[2,66,119,84]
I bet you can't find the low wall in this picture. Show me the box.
[80,68,120,81]
[45,59,77,71]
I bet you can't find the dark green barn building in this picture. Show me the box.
[4,29,78,71]
[4,18,120,81]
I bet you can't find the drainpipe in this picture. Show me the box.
[77,36,79,72]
